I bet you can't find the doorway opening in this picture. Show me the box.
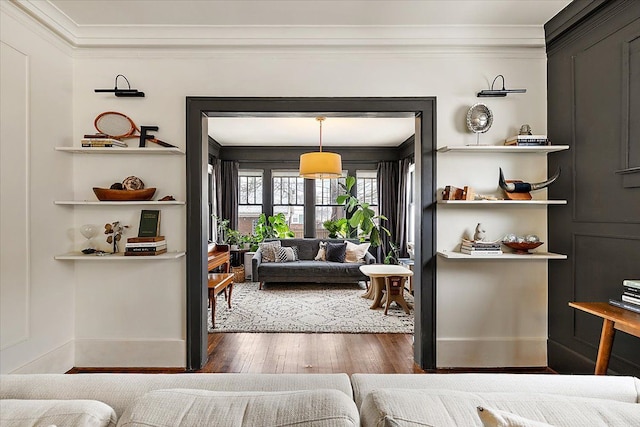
[185,97,436,371]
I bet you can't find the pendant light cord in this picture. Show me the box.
[317,116,325,152]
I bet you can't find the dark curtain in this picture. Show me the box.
[377,161,399,262]
[215,159,239,230]
[395,157,411,258]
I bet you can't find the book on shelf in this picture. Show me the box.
[81,138,128,147]
[125,245,168,253]
[621,294,640,306]
[137,210,161,237]
[609,299,640,314]
[504,140,551,146]
[125,239,166,248]
[460,249,503,256]
[623,286,640,297]
[505,134,548,142]
[124,248,168,256]
[623,279,640,289]
[461,239,501,249]
[127,236,165,243]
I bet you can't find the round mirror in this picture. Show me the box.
[466,103,493,134]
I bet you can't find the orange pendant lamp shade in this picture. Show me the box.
[299,117,343,179]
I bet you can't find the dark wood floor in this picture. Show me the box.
[70,333,554,374]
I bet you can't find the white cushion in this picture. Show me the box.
[344,241,370,263]
[359,389,640,427]
[116,388,358,427]
[0,399,117,427]
[259,241,281,263]
[276,246,298,262]
[477,406,553,427]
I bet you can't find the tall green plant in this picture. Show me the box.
[336,175,390,248]
[254,213,294,242]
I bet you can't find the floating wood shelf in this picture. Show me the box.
[54,200,185,206]
[55,147,184,155]
[438,200,567,205]
[437,251,567,260]
[55,251,186,260]
[437,145,569,154]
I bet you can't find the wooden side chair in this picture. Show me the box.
[383,275,411,315]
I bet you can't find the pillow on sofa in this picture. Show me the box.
[315,241,327,261]
[259,241,281,263]
[345,241,370,263]
[326,242,347,263]
[0,399,117,427]
[276,246,299,262]
[117,388,359,427]
[477,406,553,427]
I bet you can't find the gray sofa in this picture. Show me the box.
[1,373,639,426]
[252,238,375,286]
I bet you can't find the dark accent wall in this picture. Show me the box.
[545,0,640,376]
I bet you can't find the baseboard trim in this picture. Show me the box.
[437,338,547,368]
[9,340,74,374]
[75,339,186,368]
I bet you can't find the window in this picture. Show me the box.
[238,169,263,236]
[356,170,378,217]
[315,176,346,238]
[406,163,416,245]
[272,170,305,237]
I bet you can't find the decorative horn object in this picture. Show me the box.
[499,167,561,193]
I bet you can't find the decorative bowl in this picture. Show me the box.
[93,187,156,201]
[502,241,543,254]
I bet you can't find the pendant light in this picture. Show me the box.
[299,117,343,179]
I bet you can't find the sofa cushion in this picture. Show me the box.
[345,241,370,263]
[0,399,117,427]
[258,260,367,281]
[326,242,347,263]
[276,246,298,262]
[116,388,359,427]
[359,388,640,427]
[259,241,281,262]
[477,406,553,427]
[315,241,327,261]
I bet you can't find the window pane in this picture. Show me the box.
[273,205,304,238]
[272,171,305,234]
[238,170,263,236]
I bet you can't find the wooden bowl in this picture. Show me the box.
[93,187,156,201]
[503,241,543,254]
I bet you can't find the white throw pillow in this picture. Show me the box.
[477,406,553,427]
[0,399,117,427]
[116,388,358,427]
[259,241,281,263]
[315,241,327,261]
[276,246,299,262]
[344,241,370,263]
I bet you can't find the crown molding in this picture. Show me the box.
[12,0,546,49]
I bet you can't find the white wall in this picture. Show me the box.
[71,46,549,368]
[0,4,75,374]
[1,1,551,369]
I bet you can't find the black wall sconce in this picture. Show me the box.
[94,74,145,97]
[477,74,526,97]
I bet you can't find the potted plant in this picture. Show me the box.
[322,218,348,239]
[336,175,390,248]
[212,215,230,244]
[240,233,252,250]
[226,229,242,250]
[254,213,294,242]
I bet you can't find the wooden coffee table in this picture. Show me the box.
[208,273,234,329]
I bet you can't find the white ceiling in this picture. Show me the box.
[12,0,571,147]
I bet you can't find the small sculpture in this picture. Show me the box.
[104,221,129,253]
[519,124,533,135]
[474,223,486,241]
[498,167,561,200]
[110,182,123,190]
[122,176,145,190]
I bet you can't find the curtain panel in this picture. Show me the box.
[215,159,239,230]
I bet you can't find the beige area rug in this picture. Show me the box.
[208,281,414,334]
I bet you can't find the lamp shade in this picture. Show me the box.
[299,151,342,179]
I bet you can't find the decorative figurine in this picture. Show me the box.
[474,223,486,241]
[122,176,145,190]
[498,167,561,200]
[519,124,533,135]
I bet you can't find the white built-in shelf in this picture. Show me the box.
[55,251,186,260]
[437,145,569,154]
[438,200,567,205]
[55,147,184,155]
[55,200,185,206]
[437,250,567,260]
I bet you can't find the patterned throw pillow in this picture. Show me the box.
[325,242,347,263]
[276,246,299,263]
[344,241,371,263]
[259,241,282,263]
[314,241,327,261]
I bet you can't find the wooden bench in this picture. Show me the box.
[208,273,234,329]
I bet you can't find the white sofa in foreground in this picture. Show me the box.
[1,373,639,426]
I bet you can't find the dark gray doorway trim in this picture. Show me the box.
[185,97,437,371]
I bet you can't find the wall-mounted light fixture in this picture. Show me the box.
[477,74,526,97]
[94,74,145,97]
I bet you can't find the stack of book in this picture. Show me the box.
[609,280,640,314]
[124,236,167,256]
[460,239,502,256]
[504,135,550,146]
[81,134,128,148]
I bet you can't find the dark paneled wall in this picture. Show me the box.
[545,0,640,375]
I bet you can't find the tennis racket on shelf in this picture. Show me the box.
[94,111,176,148]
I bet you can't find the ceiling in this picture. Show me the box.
[12,0,572,147]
